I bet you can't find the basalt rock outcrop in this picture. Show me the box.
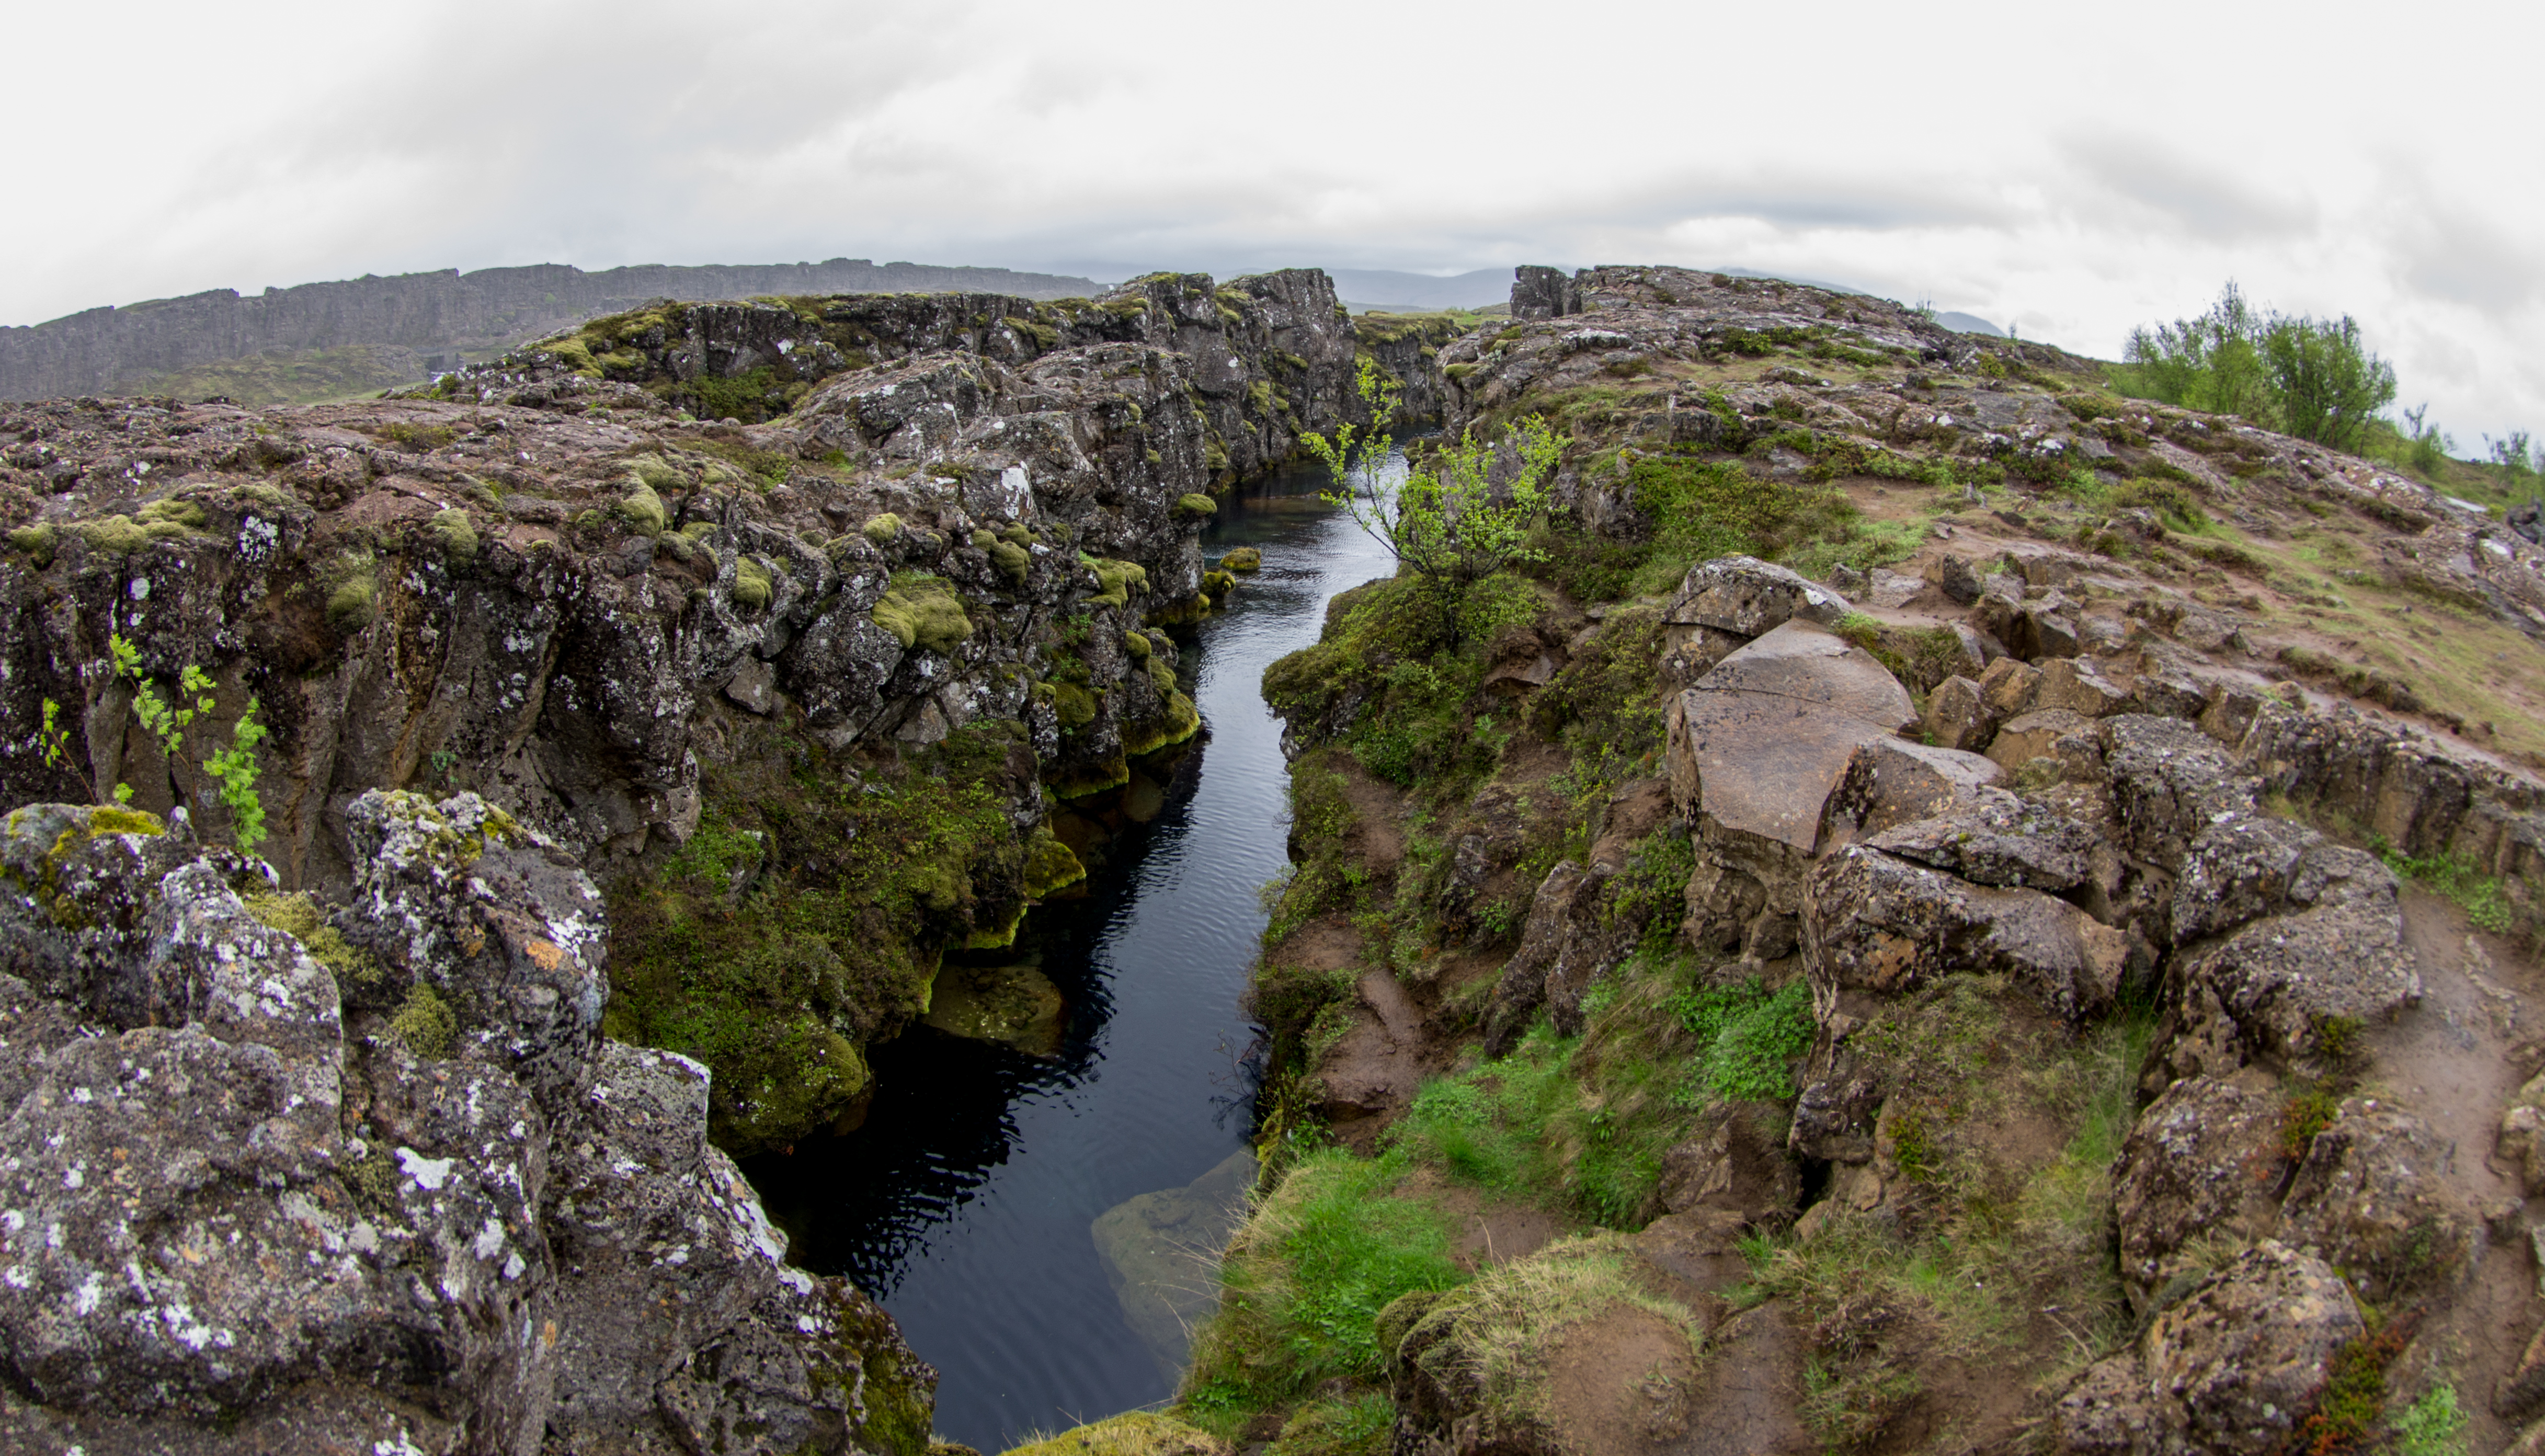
[0,267,1441,1154]
[0,793,935,1455]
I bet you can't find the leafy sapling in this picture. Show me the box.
[35,633,269,852]
[1304,358,1563,641]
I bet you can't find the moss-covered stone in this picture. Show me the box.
[326,558,380,634]
[1088,557,1149,608]
[1176,492,1218,517]
[733,556,774,610]
[1219,546,1262,571]
[862,511,904,545]
[602,721,1033,1154]
[616,478,668,535]
[387,980,458,1059]
[6,522,56,566]
[73,513,194,555]
[242,889,386,987]
[1022,824,1087,898]
[1049,680,1098,728]
[873,575,972,653]
[428,508,478,565]
[1123,689,1201,756]
[1123,631,1152,662]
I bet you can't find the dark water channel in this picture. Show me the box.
[742,456,1400,1452]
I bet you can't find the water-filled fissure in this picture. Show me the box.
[740,456,1398,1452]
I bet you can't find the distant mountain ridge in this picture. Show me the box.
[0,258,1102,402]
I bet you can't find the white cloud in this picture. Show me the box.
[5,0,2542,439]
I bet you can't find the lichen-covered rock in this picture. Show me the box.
[1805,845,2129,1023]
[2111,1074,2286,1310]
[1861,787,2097,892]
[2056,1241,2361,1456]
[1663,555,1852,637]
[2276,1096,2473,1303]
[2161,853,2418,1068]
[0,799,936,1454]
[340,789,608,1116]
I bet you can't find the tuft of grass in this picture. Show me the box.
[1397,1232,1700,1427]
[2375,840,2517,934]
[1179,1149,1466,1431]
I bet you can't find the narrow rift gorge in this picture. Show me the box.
[740,455,1401,1452]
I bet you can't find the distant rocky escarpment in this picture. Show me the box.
[0,257,1102,404]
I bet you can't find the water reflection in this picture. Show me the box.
[739,454,1403,1451]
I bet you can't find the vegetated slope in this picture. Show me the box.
[0,256,1105,404]
[0,267,1407,1163]
[1037,264,2545,1456]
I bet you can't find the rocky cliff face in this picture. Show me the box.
[453,269,1370,486]
[0,267,1423,1160]
[0,258,1102,403]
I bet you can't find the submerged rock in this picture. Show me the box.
[921,959,1067,1058]
[1090,1149,1257,1376]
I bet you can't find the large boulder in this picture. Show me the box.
[2110,1074,2287,1311]
[2276,1097,2474,1304]
[2056,1242,2362,1456]
[1664,556,1854,638]
[1804,845,2130,1023]
[1667,620,1916,854]
[2161,856,2418,1071]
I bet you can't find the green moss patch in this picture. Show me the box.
[603,720,1035,1154]
[873,574,972,653]
[242,889,386,987]
[387,980,457,1059]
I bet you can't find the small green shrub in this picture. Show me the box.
[1665,976,1816,1104]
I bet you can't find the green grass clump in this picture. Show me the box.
[1665,976,1816,1104]
[1180,1149,1466,1431]
[2375,840,2518,933]
[1263,1392,1394,1456]
[1006,1411,1228,1455]
[1394,1233,1699,1430]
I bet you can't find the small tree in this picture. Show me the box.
[36,634,268,853]
[2403,404,2453,476]
[1303,359,1562,639]
[2260,312,2396,451]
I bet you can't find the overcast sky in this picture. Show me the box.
[7,0,2540,446]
